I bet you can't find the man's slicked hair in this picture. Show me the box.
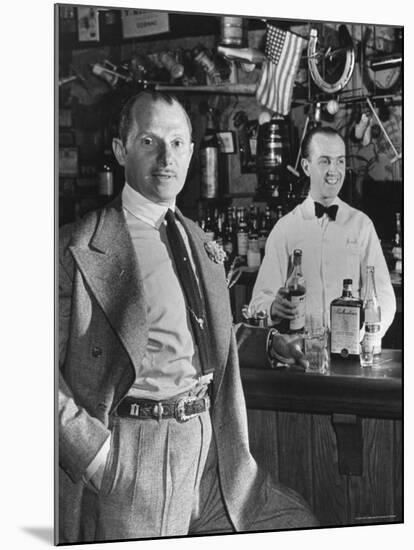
[118,90,193,147]
[301,126,346,160]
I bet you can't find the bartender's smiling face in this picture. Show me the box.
[113,95,194,206]
[301,133,346,206]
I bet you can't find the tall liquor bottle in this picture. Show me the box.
[200,109,219,199]
[222,209,235,262]
[98,147,115,198]
[215,214,224,247]
[330,279,363,358]
[392,212,402,276]
[362,266,382,359]
[248,205,258,233]
[278,249,306,334]
[203,210,215,241]
[258,213,269,260]
[247,215,261,268]
[236,207,249,263]
[276,204,284,222]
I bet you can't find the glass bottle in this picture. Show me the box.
[192,45,221,85]
[223,208,235,259]
[203,210,215,241]
[200,109,219,199]
[98,147,114,198]
[362,266,382,360]
[247,216,261,268]
[236,207,249,262]
[215,214,224,247]
[279,249,306,334]
[258,212,269,260]
[276,204,284,222]
[264,205,273,232]
[330,279,363,358]
[392,212,402,276]
[248,204,258,233]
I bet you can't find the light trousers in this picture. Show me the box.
[80,410,317,542]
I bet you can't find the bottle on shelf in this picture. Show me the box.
[361,266,382,362]
[192,45,221,85]
[276,204,284,222]
[330,278,363,359]
[200,109,219,199]
[236,207,249,263]
[392,212,402,277]
[98,147,115,199]
[247,219,261,269]
[223,208,236,260]
[248,204,258,233]
[258,212,269,260]
[278,249,306,334]
[264,205,274,232]
[203,209,215,241]
[215,213,224,247]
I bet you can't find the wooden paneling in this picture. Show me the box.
[393,420,403,522]
[349,419,398,524]
[246,407,402,527]
[276,412,313,508]
[312,415,348,526]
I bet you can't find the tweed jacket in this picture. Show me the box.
[58,198,267,543]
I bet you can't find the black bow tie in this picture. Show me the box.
[314,202,338,221]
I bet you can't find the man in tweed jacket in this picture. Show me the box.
[58,91,316,543]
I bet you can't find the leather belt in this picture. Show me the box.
[116,394,210,423]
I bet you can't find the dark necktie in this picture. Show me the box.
[314,202,338,221]
[164,209,213,375]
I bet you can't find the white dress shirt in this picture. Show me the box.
[84,183,205,483]
[250,195,396,337]
[122,182,203,401]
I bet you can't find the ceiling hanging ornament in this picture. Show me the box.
[307,25,355,94]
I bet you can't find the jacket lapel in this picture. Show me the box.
[176,210,232,392]
[70,200,149,372]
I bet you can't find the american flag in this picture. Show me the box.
[256,25,306,115]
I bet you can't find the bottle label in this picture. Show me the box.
[331,305,360,355]
[200,148,218,198]
[289,293,306,331]
[364,322,382,354]
[237,233,249,256]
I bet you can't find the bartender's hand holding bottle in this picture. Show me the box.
[270,287,298,321]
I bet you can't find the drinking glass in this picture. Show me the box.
[360,341,374,367]
[304,313,330,374]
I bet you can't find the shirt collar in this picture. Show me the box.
[122,182,175,229]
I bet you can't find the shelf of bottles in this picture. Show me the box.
[198,202,285,274]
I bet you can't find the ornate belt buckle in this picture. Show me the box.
[176,395,202,422]
[152,402,164,421]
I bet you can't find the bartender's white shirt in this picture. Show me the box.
[250,195,396,337]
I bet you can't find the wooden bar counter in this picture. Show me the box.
[240,349,403,527]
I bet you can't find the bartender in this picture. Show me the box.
[250,126,396,336]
